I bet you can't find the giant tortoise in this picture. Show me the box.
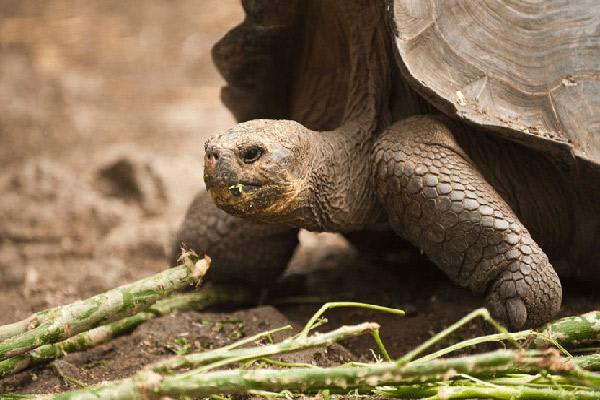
[174,0,600,329]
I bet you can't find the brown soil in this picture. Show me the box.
[0,1,598,396]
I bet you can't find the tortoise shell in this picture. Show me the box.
[213,0,600,165]
[391,0,600,165]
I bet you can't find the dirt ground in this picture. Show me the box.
[1,1,599,396]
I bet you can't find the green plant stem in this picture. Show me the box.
[32,349,596,399]
[148,286,250,315]
[0,311,155,380]
[50,361,87,388]
[414,331,535,363]
[376,382,600,399]
[398,308,509,364]
[0,256,210,361]
[219,325,292,352]
[257,357,319,369]
[574,354,600,371]
[298,302,404,338]
[150,322,381,373]
[539,311,600,348]
[0,309,54,343]
[0,288,245,378]
[371,329,391,361]
[400,309,598,365]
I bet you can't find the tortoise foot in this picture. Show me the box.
[486,255,562,330]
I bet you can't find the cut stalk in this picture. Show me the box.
[575,354,600,371]
[0,287,246,378]
[0,312,154,379]
[0,255,210,361]
[539,311,600,348]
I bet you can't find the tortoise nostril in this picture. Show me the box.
[206,146,220,161]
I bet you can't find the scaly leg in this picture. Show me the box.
[373,116,561,329]
[171,191,299,288]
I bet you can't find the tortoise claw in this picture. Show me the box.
[506,297,527,330]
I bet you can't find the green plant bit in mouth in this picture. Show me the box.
[228,183,244,197]
[228,183,259,197]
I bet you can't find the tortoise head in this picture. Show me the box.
[204,119,313,222]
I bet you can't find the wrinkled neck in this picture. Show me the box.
[290,0,391,231]
[291,125,385,232]
[262,1,393,231]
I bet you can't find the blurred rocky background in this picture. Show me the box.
[0,1,245,320]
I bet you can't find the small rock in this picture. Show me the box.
[94,154,168,216]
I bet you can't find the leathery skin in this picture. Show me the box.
[171,190,299,288]
[373,116,562,329]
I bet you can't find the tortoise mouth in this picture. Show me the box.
[205,180,262,196]
[225,182,261,197]
[207,181,265,205]
[207,179,292,218]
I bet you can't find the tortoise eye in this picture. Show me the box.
[242,146,262,164]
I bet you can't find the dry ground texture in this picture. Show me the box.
[0,0,598,395]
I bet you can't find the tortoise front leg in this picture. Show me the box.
[372,116,561,329]
[171,191,299,288]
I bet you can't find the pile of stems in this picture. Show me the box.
[21,307,598,400]
[2,303,596,400]
[0,287,250,378]
[0,301,406,399]
[10,349,599,400]
[0,251,211,378]
[1,262,598,400]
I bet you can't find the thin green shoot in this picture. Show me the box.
[398,308,510,365]
[221,325,292,351]
[298,302,404,339]
[258,357,320,369]
[371,328,392,361]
